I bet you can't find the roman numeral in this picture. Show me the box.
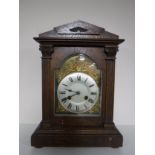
[59,91,66,94]
[91,92,97,95]
[77,75,81,81]
[62,84,68,87]
[89,84,94,88]
[69,77,73,82]
[67,103,72,109]
[84,78,88,83]
[88,98,94,103]
[76,105,79,111]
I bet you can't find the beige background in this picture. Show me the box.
[20,0,135,125]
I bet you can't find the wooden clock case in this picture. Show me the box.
[31,20,124,147]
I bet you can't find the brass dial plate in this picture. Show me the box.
[54,54,101,116]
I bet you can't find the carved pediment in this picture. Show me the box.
[54,20,105,35]
[38,20,119,40]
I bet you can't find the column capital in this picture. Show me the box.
[39,44,54,59]
[104,45,118,57]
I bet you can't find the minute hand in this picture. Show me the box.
[65,89,80,93]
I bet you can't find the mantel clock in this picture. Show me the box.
[31,20,124,147]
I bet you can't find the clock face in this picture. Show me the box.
[57,72,99,113]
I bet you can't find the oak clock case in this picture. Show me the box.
[31,20,124,147]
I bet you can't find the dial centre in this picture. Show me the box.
[68,82,88,103]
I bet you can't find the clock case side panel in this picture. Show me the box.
[104,45,118,128]
[38,44,54,129]
[50,47,107,127]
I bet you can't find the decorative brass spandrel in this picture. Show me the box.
[54,54,101,115]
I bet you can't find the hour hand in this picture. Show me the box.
[61,97,68,102]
